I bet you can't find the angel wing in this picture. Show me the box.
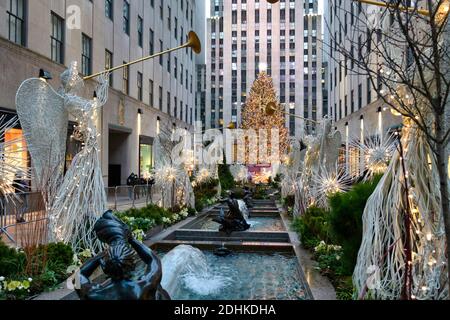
[15,78,68,183]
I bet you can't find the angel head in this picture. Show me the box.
[60,61,84,94]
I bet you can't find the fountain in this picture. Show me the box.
[76,211,170,300]
[161,245,232,297]
[159,245,308,300]
[212,192,250,235]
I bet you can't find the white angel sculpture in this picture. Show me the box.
[15,61,109,253]
[152,126,196,210]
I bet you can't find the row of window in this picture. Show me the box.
[331,78,374,122]
[7,0,195,124]
[108,0,194,37]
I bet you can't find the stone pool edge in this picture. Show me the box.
[277,202,337,301]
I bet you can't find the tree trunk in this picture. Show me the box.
[436,122,450,298]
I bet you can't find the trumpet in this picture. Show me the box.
[83,31,202,81]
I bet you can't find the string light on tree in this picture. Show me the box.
[241,72,289,164]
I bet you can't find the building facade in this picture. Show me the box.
[0,0,204,186]
[324,0,402,175]
[205,0,326,139]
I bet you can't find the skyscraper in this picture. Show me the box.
[323,0,402,175]
[206,0,326,139]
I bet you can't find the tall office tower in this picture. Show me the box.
[0,0,204,187]
[206,0,326,139]
[324,0,402,175]
[303,0,325,134]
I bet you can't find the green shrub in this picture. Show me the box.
[327,176,381,275]
[253,185,269,199]
[230,187,245,199]
[0,241,26,278]
[187,207,197,216]
[45,243,73,267]
[283,195,295,208]
[292,206,330,249]
[0,241,73,300]
[42,243,74,280]
[218,164,235,191]
[335,276,354,300]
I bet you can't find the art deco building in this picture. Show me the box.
[0,0,205,186]
[205,0,326,139]
[324,0,402,175]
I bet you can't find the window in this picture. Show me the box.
[174,97,178,119]
[174,18,178,39]
[51,12,64,64]
[137,72,143,101]
[7,0,26,46]
[180,64,184,85]
[167,6,171,30]
[149,29,154,54]
[167,52,171,73]
[167,92,171,115]
[138,16,143,47]
[358,84,362,109]
[105,50,113,86]
[174,57,178,78]
[158,86,163,110]
[81,34,92,76]
[140,143,153,178]
[122,62,129,94]
[105,0,113,20]
[123,1,130,35]
[159,40,163,65]
[149,80,154,107]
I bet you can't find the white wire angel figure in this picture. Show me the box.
[16,61,110,253]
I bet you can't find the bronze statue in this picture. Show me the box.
[213,192,250,235]
[76,211,170,300]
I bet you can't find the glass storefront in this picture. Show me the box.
[1,111,78,185]
[4,128,28,171]
[139,136,154,179]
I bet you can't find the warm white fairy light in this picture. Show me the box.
[0,116,32,207]
[312,166,351,208]
[195,167,212,184]
[230,164,249,184]
[349,133,397,180]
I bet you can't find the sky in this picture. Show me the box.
[206,1,210,18]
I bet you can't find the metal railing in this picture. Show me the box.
[106,184,155,211]
[1,186,156,245]
[0,192,47,245]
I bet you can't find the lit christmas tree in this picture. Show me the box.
[241,72,289,164]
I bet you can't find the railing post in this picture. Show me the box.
[132,185,137,208]
[114,186,119,211]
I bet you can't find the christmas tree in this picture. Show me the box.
[241,72,289,164]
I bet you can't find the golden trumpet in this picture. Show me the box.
[265,102,319,124]
[84,31,202,81]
